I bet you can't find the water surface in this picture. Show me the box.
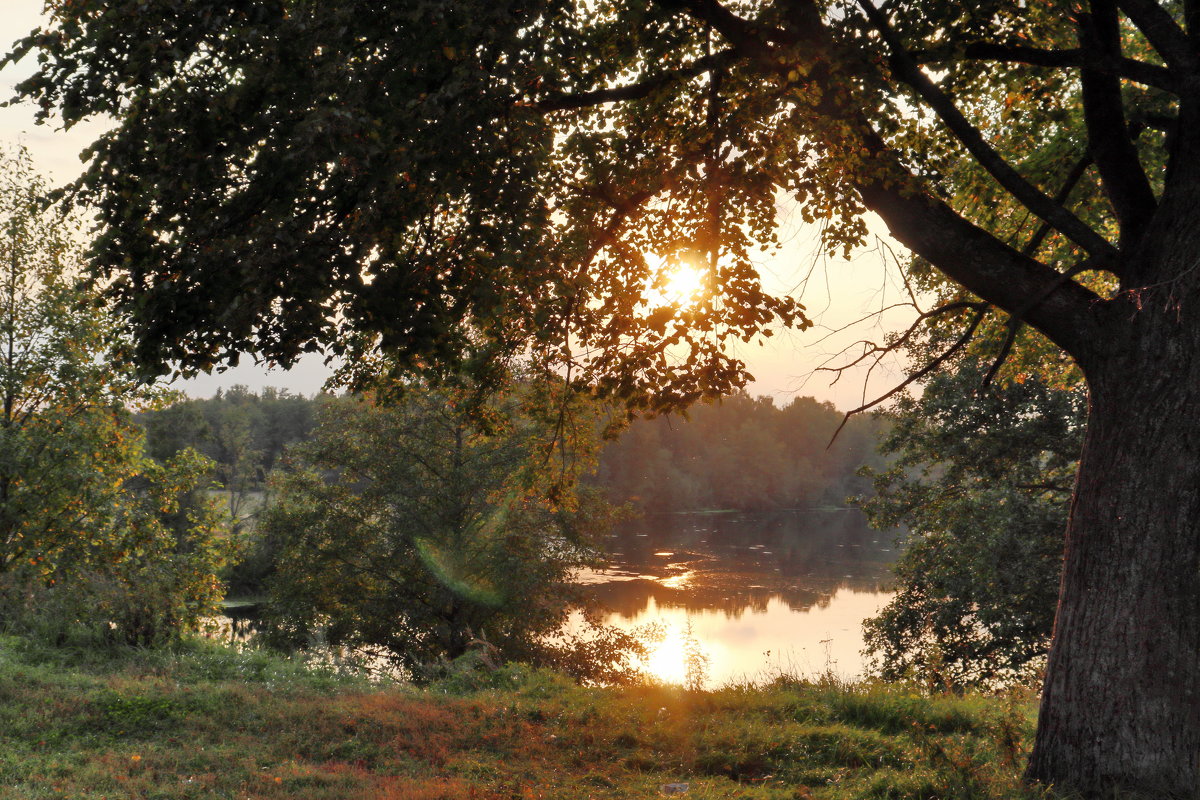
[575,510,901,686]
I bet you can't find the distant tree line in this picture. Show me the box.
[141,385,319,495]
[141,388,888,517]
[595,393,888,511]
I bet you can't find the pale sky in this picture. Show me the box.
[0,1,912,409]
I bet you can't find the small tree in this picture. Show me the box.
[0,148,231,645]
[259,379,616,677]
[859,349,1084,687]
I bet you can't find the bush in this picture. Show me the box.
[0,449,233,647]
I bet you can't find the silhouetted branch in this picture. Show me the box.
[856,0,1118,265]
[827,304,989,447]
[913,42,1176,92]
[978,258,1095,390]
[1018,154,1094,259]
[1077,1,1158,240]
[814,300,986,377]
[1116,0,1197,73]
[537,50,738,111]
[980,154,1095,389]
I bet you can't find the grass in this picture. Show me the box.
[0,634,1059,800]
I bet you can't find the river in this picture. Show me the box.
[573,509,902,687]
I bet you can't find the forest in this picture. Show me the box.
[594,394,887,511]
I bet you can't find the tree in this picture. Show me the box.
[142,386,321,528]
[258,380,617,678]
[0,147,231,645]
[6,1,1200,792]
[141,387,322,594]
[859,350,1085,688]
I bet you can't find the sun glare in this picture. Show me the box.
[644,627,689,684]
[661,263,706,305]
[645,253,709,308]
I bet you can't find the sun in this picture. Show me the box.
[661,263,706,305]
[645,253,709,308]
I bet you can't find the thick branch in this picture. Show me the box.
[1020,154,1094,259]
[660,0,1107,360]
[656,0,784,53]
[1078,1,1158,242]
[981,157,1096,387]
[858,0,1120,265]
[914,42,1177,93]
[860,181,1105,363]
[1117,0,1198,72]
[536,50,737,111]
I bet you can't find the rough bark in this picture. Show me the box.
[1026,211,1200,797]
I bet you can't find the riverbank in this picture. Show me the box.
[0,636,1055,799]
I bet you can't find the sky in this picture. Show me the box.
[0,1,913,410]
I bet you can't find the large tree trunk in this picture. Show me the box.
[1026,306,1200,797]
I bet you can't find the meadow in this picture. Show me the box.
[0,636,1058,800]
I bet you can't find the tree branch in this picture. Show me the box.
[815,300,987,375]
[1116,0,1198,72]
[536,50,738,111]
[658,0,1108,361]
[980,155,1096,388]
[656,0,784,54]
[1018,154,1095,260]
[857,0,1120,265]
[913,43,1177,93]
[1078,1,1158,242]
[978,319,1022,390]
[980,256,1099,387]
[827,305,988,446]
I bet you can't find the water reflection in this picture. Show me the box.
[576,510,901,686]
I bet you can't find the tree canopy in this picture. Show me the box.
[5,0,806,409]
[9,0,1200,794]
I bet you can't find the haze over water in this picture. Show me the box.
[575,510,902,687]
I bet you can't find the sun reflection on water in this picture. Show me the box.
[573,510,902,686]
[644,626,689,685]
[589,590,892,688]
[658,569,693,589]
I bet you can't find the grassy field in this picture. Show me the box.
[0,636,1059,800]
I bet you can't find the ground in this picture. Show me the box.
[0,636,1058,799]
